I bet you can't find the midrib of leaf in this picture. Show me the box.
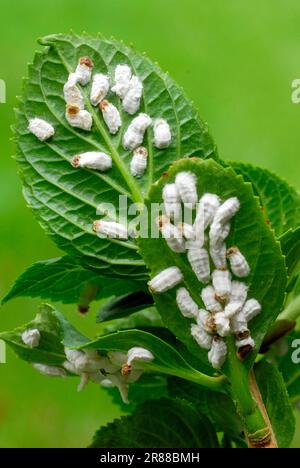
[47,142,131,199]
[126,58,181,195]
[11,265,96,294]
[51,42,144,204]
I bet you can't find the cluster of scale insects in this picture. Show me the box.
[148,173,262,369]
[25,55,173,400]
[28,56,171,181]
[21,328,154,403]
[26,54,261,374]
[28,56,172,239]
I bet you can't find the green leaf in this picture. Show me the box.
[272,330,300,403]
[279,227,300,281]
[230,162,300,237]
[96,308,164,335]
[97,291,153,322]
[138,158,287,372]
[15,33,217,279]
[106,374,169,413]
[53,309,90,347]
[168,378,244,441]
[89,397,219,448]
[0,304,65,366]
[75,329,225,391]
[2,256,143,306]
[255,361,295,448]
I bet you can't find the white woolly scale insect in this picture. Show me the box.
[111,64,132,99]
[153,118,172,149]
[148,267,183,294]
[209,221,231,249]
[127,347,154,366]
[208,336,227,369]
[212,269,232,301]
[214,197,240,225]
[162,184,181,221]
[130,146,148,178]
[197,309,216,334]
[196,193,221,230]
[224,301,243,319]
[21,329,40,348]
[224,281,248,320]
[123,113,152,150]
[90,73,110,106]
[229,281,248,306]
[201,285,223,313]
[235,333,255,359]
[193,215,205,247]
[176,287,199,319]
[99,100,122,134]
[93,220,128,239]
[210,243,227,270]
[214,312,231,337]
[175,172,198,207]
[71,152,112,172]
[214,197,241,225]
[178,223,195,241]
[28,118,55,141]
[157,216,186,253]
[63,73,84,109]
[65,104,93,131]
[191,323,212,350]
[32,363,67,378]
[187,246,210,283]
[242,298,261,322]
[230,312,249,335]
[75,56,94,86]
[226,246,250,278]
[122,75,143,115]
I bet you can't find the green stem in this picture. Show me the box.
[279,295,300,322]
[227,337,274,447]
[144,363,226,392]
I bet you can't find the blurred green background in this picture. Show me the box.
[1,0,300,448]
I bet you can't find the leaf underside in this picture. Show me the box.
[2,256,144,305]
[138,158,287,373]
[14,33,217,279]
[0,304,65,366]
